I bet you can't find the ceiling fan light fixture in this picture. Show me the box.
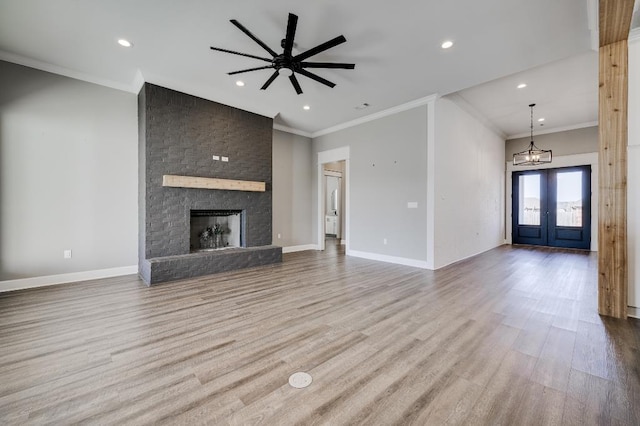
[303,105,310,110]
[441,40,454,49]
[210,13,355,95]
[117,39,132,47]
[513,103,552,166]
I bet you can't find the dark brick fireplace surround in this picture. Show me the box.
[138,83,281,284]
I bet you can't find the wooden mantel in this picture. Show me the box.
[162,175,265,192]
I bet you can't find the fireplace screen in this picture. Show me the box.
[190,210,243,252]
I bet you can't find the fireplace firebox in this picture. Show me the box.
[190,210,244,252]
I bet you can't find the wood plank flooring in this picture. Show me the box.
[0,242,639,425]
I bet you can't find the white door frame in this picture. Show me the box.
[317,147,350,251]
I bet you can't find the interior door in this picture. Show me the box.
[512,166,591,250]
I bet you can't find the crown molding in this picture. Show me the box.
[132,69,145,93]
[311,94,439,138]
[273,124,312,138]
[446,93,507,140]
[0,50,139,93]
[506,120,598,140]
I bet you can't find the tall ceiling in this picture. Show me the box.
[0,0,600,136]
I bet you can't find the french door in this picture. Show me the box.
[512,166,591,250]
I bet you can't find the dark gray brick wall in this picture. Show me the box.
[138,83,280,284]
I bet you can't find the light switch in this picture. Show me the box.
[212,155,220,161]
[221,156,229,162]
[407,202,418,209]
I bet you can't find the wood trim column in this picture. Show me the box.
[597,0,634,318]
[598,40,628,318]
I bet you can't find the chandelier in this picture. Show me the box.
[513,103,552,166]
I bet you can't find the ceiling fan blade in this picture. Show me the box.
[297,69,336,88]
[210,46,272,63]
[228,65,274,75]
[230,19,278,57]
[293,35,347,61]
[283,13,298,57]
[261,71,280,90]
[300,62,355,69]
[289,74,303,95]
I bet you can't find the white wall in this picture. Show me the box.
[0,61,138,282]
[628,35,640,314]
[272,129,313,249]
[433,96,505,268]
[312,106,429,264]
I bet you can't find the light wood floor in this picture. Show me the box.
[1,242,639,425]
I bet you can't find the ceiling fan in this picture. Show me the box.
[210,13,355,95]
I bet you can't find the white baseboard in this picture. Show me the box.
[282,244,319,254]
[347,249,431,269]
[432,245,504,270]
[0,265,138,293]
[629,306,639,319]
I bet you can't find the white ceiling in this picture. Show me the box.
[457,51,598,139]
[0,0,598,136]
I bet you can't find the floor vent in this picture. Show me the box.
[288,372,312,388]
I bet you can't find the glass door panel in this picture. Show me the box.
[518,174,541,226]
[555,171,582,227]
[512,171,547,246]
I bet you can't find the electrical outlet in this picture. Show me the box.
[64,249,72,259]
[212,155,220,161]
[383,238,387,245]
[221,156,229,162]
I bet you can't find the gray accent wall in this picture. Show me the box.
[272,130,313,247]
[312,106,429,261]
[506,126,598,161]
[0,60,138,280]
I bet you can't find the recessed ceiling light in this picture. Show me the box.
[235,80,245,87]
[538,118,545,122]
[303,105,310,110]
[117,39,132,47]
[517,83,527,89]
[441,40,454,49]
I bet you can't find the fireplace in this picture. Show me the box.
[138,83,281,285]
[190,210,244,252]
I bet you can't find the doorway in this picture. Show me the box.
[324,164,343,240]
[512,165,591,250]
[317,146,350,252]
